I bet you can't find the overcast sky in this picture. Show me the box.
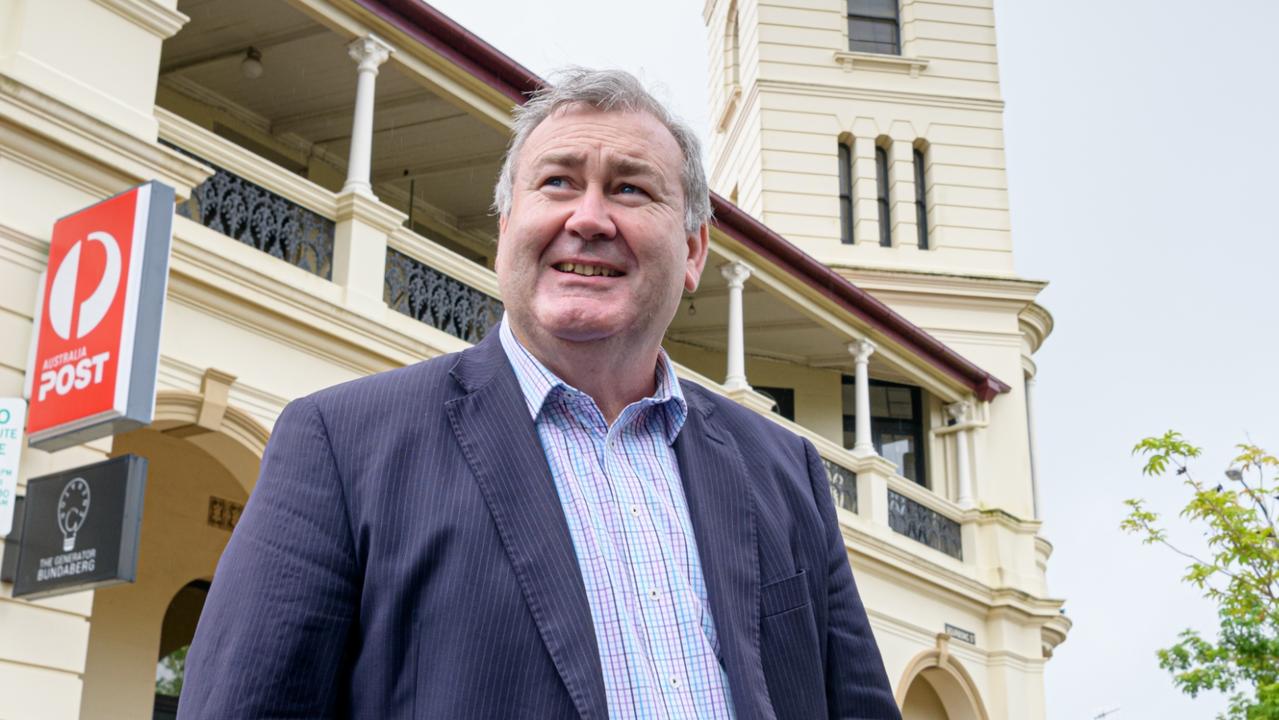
[423,1,1279,717]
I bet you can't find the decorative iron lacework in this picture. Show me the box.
[384,248,503,343]
[166,142,334,280]
[823,459,858,514]
[888,489,962,560]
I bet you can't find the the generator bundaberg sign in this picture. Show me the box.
[12,454,147,599]
[25,181,175,451]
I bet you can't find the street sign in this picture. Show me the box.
[11,454,147,599]
[26,181,174,451]
[0,398,24,536]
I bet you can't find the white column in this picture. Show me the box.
[849,339,876,457]
[720,262,752,391]
[1025,374,1042,519]
[343,34,393,196]
[947,401,974,508]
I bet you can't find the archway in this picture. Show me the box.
[76,391,268,719]
[896,636,990,720]
[153,580,211,719]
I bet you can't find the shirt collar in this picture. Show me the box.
[497,315,687,443]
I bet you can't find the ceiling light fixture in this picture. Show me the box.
[240,47,263,80]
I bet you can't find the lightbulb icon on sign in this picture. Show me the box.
[57,477,91,552]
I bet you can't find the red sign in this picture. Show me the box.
[26,182,174,451]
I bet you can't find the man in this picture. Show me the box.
[181,68,899,719]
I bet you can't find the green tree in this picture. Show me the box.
[155,644,188,697]
[1123,431,1279,719]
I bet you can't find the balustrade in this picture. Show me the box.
[888,489,963,560]
[823,459,858,513]
[171,144,334,280]
[384,248,503,343]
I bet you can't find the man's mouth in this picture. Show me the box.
[552,262,624,278]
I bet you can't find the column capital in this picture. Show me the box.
[719,260,752,289]
[347,34,393,73]
[945,400,973,423]
[848,338,876,364]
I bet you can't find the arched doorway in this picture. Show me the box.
[76,390,267,719]
[153,580,211,719]
[896,637,990,720]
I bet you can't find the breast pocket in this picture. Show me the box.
[761,568,810,617]
[759,569,826,719]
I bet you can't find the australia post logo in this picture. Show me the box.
[27,190,142,437]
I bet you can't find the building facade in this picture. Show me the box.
[0,0,1065,718]
[700,1,1064,717]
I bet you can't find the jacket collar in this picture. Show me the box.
[446,335,768,719]
[445,332,609,719]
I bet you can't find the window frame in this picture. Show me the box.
[838,140,854,245]
[846,0,901,56]
[913,146,929,250]
[841,377,927,486]
[875,144,891,247]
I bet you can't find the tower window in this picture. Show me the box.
[725,2,741,89]
[838,141,854,244]
[875,144,891,247]
[914,147,929,250]
[847,0,900,55]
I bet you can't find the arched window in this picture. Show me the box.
[847,0,900,55]
[875,143,891,247]
[725,2,741,90]
[838,140,854,244]
[914,146,929,250]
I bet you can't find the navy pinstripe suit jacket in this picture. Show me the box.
[180,333,900,719]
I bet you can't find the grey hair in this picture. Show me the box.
[493,67,712,233]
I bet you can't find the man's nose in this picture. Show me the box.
[564,185,616,241]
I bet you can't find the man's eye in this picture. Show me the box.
[617,183,647,196]
[542,177,568,188]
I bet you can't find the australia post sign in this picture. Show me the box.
[25,181,174,451]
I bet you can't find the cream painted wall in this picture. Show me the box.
[704,1,1062,717]
[708,0,1017,278]
[79,429,246,720]
[666,339,845,445]
[902,676,948,720]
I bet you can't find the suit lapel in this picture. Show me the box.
[674,385,774,720]
[445,335,608,719]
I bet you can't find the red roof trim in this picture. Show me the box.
[356,0,1010,401]
[355,0,544,103]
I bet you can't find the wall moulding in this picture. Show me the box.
[91,0,189,39]
[834,50,930,79]
[0,80,209,199]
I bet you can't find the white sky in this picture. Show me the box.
[424,1,1279,717]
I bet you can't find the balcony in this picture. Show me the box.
[155,0,989,576]
[160,113,502,346]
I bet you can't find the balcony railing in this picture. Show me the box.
[823,459,858,513]
[160,111,504,345]
[166,142,334,280]
[384,247,503,344]
[888,489,963,560]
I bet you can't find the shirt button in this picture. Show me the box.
[670,677,681,689]
[630,505,641,517]
[648,588,660,600]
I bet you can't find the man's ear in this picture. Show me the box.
[684,223,710,293]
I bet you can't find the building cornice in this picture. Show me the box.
[756,77,1005,113]
[0,73,211,199]
[91,0,188,40]
[832,265,1047,302]
[1018,302,1054,355]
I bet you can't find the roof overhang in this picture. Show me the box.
[354,0,1011,401]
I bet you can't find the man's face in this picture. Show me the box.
[496,106,708,353]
